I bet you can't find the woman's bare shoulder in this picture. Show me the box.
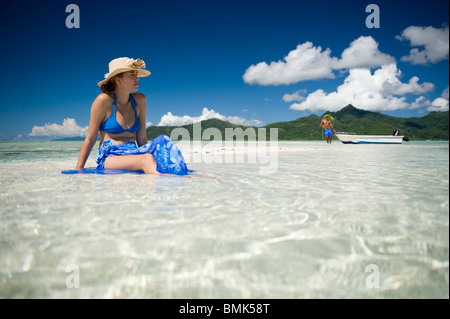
[132,93,147,112]
[95,93,113,103]
[92,93,113,109]
[132,92,147,102]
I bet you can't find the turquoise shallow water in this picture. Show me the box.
[0,140,448,298]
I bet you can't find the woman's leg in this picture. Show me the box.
[104,153,160,174]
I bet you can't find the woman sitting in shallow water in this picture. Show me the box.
[75,57,188,175]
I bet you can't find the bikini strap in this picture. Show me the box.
[129,94,137,107]
[129,94,138,118]
[113,93,117,112]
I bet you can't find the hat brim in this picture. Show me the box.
[97,68,151,87]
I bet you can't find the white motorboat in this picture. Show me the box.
[335,132,404,144]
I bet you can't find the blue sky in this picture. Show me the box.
[0,0,448,139]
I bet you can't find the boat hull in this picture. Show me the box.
[335,134,403,144]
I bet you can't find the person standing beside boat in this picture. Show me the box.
[320,114,336,144]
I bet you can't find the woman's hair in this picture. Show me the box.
[100,73,123,94]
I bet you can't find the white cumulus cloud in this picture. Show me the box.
[397,25,449,65]
[243,36,395,86]
[243,42,336,85]
[333,36,396,69]
[157,108,264,127]
[289,64,434,112]
[410,96,431,110]
[428,86,449,112]
[282,89,307,102]
[29,118,88,138]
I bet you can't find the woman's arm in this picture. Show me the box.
[134,93,148,147]
[75,94,108,169]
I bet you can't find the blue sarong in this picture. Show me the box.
[96,135,188,175]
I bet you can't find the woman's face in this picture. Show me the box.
[116,71,139,91]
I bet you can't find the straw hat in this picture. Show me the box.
[97,57,151,87]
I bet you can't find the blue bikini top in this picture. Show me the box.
[99,93,140,134]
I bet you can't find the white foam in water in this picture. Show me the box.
[0,141,448,298]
